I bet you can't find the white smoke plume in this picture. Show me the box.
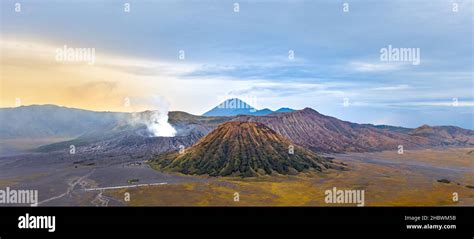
[146,109,176,137]
[129,96,177,137]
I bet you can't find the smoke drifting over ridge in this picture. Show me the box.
[129,96,177,137]
[146,110,176,137]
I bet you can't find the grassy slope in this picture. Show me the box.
[107,148,474,206]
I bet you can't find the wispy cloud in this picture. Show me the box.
[370,85,411,91]
[392,101,474,107]
[226,81,347,98]
[349,61,403,72]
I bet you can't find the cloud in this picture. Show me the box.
[370,85,411,91]
[392,101,474,107]
[226,81,347,98]
[338,100,474,108]
[349,61,403,72]
[185,61,319,81]
[0,39,200,112]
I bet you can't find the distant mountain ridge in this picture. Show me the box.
[408,124,474,145]
[202,98,294,116]
[0,104,126,139]
[1,103,473,157]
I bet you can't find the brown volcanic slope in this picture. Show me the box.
[149,121,344,177]
[233,108,474,153]
[33,107,474,157]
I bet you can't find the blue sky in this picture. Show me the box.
[1,0,473,129]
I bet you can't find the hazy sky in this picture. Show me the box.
[0,0,473,129]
